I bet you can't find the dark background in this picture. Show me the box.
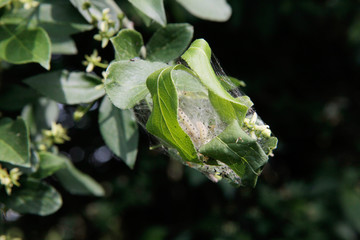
[2,0,360,239]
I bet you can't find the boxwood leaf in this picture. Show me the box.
[0,178,62,216]
[181,39,251,124]
[133,7,153,27]
[0,0,92,55]
[128,0,166,26]
[146,23,194,62]
[0,25,51,69]
[146,65,199,162]
[33,152,67,179]
[111,29,144,61]
[55,156,105,196]
[105,59,167,109]
[199,120,268,187]
[18,149,40,175]
[24,70,105,104]
[0,118,30,168]
[176,0,232,22]
[99,97,139,169]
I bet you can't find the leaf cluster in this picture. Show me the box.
[0,0,275,217]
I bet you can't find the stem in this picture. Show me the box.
[94,61,108,69]
[149,144,163,150]
[73,100,97,121]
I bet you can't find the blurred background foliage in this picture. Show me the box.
[1,0,360,239]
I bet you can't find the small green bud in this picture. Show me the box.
[93,34,102,41]
[117,12,125,20]
[101,38,109,48]
[73,107,86,121]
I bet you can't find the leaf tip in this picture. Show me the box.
[40,61,51,70]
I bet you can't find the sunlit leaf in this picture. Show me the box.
[24,70,105,104]
[181,39,251,123]
[111,29,144,61]
[176,0,232,22]
[133,7,153,27]
[128,0,166,26]
[0,118,30,168]
[0,25,51,69]
[0,179,62,216]
[55,156,105,196]
[105,59,167,109]
[199,121,268,186]
[146,65,199,162]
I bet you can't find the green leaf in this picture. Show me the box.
[0,84,39,111]
[128,0,166,26]
[0,4,36,25]
[181,39,251,123]
[105,59,167,109]
[0,0,92,55]
[20,149,40,175]
[146,65,199,162]
[33,152,67,179]
[24,70,105,104]
[98,97,139,169]
[1,149,40,175]
[0,118,30,168]
[55,156,105,196]
[111,29,144,61]
[0,25,51,69]
[21,97,59,136]
[146,23,194,62]
[0,178,62,216]
[37,0,93,54]
[176,0,232,22]
[199,121,268,187]
[259,136,278,156]
[70,0,124,30]
[133,7,153,27]
[50,38,78,55]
